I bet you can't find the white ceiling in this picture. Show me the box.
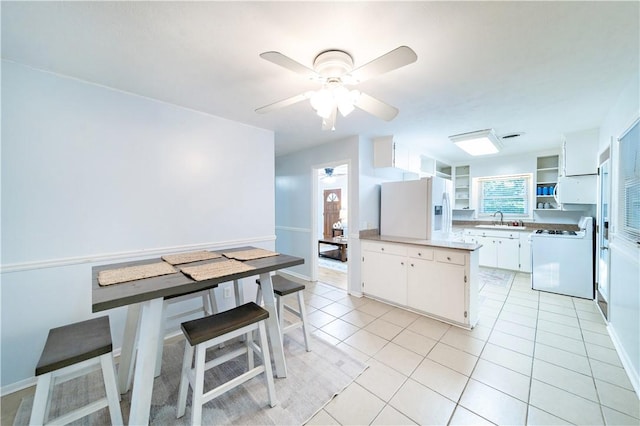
[2,1,638,162]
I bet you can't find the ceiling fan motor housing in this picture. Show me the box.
[313,50,354,78]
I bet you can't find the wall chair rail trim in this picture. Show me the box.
[0,235,277,274]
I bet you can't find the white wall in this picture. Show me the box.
[0,61,276,390]
[598,75,640,394]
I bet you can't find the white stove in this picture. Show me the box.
[530,217,595,299]
[532,229,583,238]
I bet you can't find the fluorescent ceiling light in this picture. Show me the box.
[450,129,503,156]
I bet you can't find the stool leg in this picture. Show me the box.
[277,295,284,339]
[257,321,277,408]
[100,354,124,425]
[255,286,262,305]
[246,331,255,370]
[297,291,312,352]
[209,289,220,314]
[177,342,194,419]
[191,345,207,426]
[29,373,52,425]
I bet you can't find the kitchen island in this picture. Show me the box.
[361,234,481,329]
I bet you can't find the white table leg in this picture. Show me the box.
[259,272,287,378]
[128,297,164,426]
[118,303,141,394]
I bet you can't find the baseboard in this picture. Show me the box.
[276,269,311,283]
[608,323,640,399]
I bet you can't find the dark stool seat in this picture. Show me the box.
[255,275,311,352]
[36,316,112,376]
[181,301,269,345]
[30,316,123,425]
[177,302,277,425]
[256,275,306,296]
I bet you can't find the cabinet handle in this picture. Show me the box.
[401,262,404,265]
[447,256,451,261]
[381,247,385,251]
[418,252,422,256]
[410,263,414,267]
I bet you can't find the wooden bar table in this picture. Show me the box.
[92,246,303,425]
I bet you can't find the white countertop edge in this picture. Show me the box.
[361,235,482,251]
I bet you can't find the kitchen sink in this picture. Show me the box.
[475,224,527,230]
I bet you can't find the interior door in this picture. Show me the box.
[323,189,341,239]
[597,155,611,319]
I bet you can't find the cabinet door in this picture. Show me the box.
[430,260,467,323]
[563,128,599,176]
[362,251,407,305]
[519,234,532,272]
[496,238,520,271]
[476,236,497,267]
[406,257,434,313]
[407,255,467,324]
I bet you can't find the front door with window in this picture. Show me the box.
[323,189,341,239]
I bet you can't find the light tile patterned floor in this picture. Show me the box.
[299,270,640,425]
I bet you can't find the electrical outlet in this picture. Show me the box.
[223,287,232,298]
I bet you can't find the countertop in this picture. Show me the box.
[361,234,481,252]
[453,220,580,232]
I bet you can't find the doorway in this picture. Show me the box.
[316,164,348,290]
[597,148,611,319]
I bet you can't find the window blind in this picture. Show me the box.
[478,174,531,216]
[618,117,640,245]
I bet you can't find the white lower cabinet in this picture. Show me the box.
[361,248,407,306]
[362,240,478,328]
[519,233,532,273]
[464,229,527,271]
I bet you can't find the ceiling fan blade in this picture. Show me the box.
[321,108,337,131]
[349,46,417,83]
[354,92,399,121]
[255,92,312,114]
[260,51,318,80]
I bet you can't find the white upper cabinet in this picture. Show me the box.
[562,128,599,176]
[373,136,420,173]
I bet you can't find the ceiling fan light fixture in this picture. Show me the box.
[310,89,334,118]
[450,129,503,156]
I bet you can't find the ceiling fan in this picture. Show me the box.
[255,46,418,130]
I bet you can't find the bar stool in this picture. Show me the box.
[30,316,123,426]
[176,302,277,425]
[256,275,311,352]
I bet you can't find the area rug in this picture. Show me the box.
[478,267,515,290]
[318,257,348,273]
[13,332,367,425]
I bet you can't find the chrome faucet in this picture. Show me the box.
[493,210,504,225]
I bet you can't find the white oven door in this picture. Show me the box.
[531,235,593,299]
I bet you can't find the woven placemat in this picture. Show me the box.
[161,250,222,265]
[98,262,177,286]
[180,259,256,281]
[223,248,279,261]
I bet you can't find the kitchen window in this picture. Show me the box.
[477,174,532,217]
[618,117,639,245]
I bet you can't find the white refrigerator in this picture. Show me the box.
[380,177,453,240]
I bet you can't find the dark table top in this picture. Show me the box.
[92,246,304,312]
[318,237,348,246]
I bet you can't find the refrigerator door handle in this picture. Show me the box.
[443,192,451,234]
